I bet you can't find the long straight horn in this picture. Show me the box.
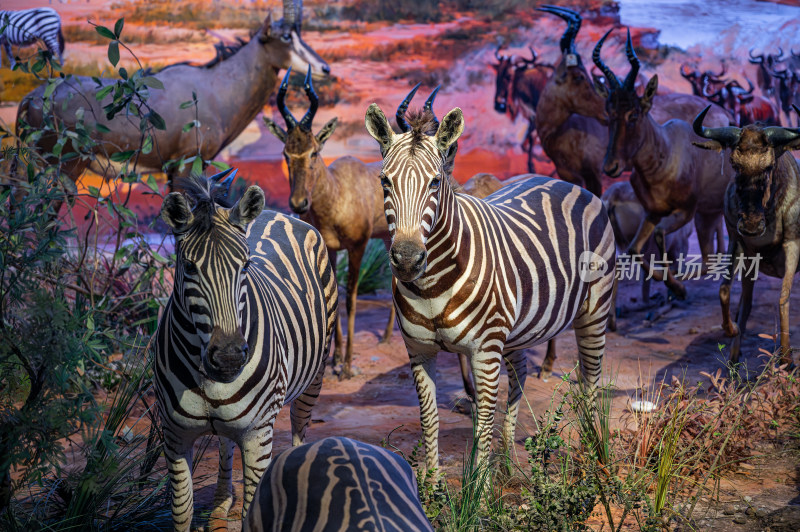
[537,5,582,54]
[693,105,742,147]
[277,68,298,129]
[396,82,422,133]
[299,65,318,129]
[593,29,619,91]
[283,0,297,28]
[622,28,640,91]
[424,85,442,129]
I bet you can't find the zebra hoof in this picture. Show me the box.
[538,369,552,382]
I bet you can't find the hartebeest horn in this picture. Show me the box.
[623,28,640,91]
[693,105,742,147]
[424,85,442,128]
[277,68,298,129]
[537,5,582,55]
[592,28,620,91]
[528,46,538,64]
[209,168,238,198]
[396,82,422,133]
[748,48,763,64]
[283,0,298,28]
[299,65,319,129]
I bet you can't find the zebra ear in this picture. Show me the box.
[435,108,464,153]
[161,192,194,234]
[365,103,395,156]
[229,185,265,229]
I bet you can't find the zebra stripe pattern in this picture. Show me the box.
[0,8,64,68]
[365,106,616,476]
[244,437,433,532]
[154,173,338,531]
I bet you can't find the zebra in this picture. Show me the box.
[154,170,338,531]
[244,437,433,532]
[0,8,64,68]
[364,104,616,478]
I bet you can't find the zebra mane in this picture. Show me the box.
[402,109,461,191]
[176,174,234,233]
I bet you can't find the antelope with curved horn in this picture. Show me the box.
[694,105,800,366]
[593,28,734,298]
[16,1,328,191]
[263,68,393,379]
[491,44,554,172]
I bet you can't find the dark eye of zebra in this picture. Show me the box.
[183,261,198,275]
[430,177,441,190]
[380,176,391,189]
[242,259,252,273]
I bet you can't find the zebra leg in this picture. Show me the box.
[501,351,528,473]
[209,436,235,529]
[458,353,477,403]
[329,248,344,367]
[540,339,557,380]
[240,417,278,520]
[163,433,195,532]
[410,352,441,480]
[573,273,614,393]
[470,349,503,468]
[290,361,326,446]
[343,242,366,378]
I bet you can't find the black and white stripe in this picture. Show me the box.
[154,173,338,531]
[0,8,64,68]
[365,105,616,477]
[244,436,433,532]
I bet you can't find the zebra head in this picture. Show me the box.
[365,103,464,282]
[160,173,265,383]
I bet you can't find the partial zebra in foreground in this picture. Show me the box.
[0,8,64,68]
[244,437,433,532]
[154,172,338,530]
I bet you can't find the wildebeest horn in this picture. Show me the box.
[537,5,582,55]
[693,105,742,147]
[277,68,298,129]
[742,76,755,94]
[775,46,785,61]
[396,82,422,133]
[763,125,800,147]
[299,65,318,129]
[592,28,619,91]
[748,48,763,64]
[715,61,727,78]
[623,28,640,91]
[424,85,442,128]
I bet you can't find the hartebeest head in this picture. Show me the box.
[263,67,337,214]
[491,45,538,113]
[592,28,656,177]
[694,105,800,237]
[536,5,606,120]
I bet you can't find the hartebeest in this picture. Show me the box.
[535,5,730,198]
[694,106,800,366]
[593,29,734,298]
[491,45,554,172]
[16,1,327,189]
[263,68,392,379]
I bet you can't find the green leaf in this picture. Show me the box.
[88,186,101,198]
[108,40,120,67]
[141,135,153,155]
[43,80,59,99]
[140,76,164,90]
[114,18,124,39]
[95,85,113,101]
[209,161,230,171]
[145,175,159,193]
[95,25,116,40]
[95,123,111,133]
[152,251,169,264]
[179,100,194,109]
[147,112,166,130]
[182,120,197,133]
[119,67,128,80]
[191,156,203,176]
[110,150,135,162]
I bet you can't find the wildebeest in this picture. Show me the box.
[491,44,554,172]
[694,105,800,366]
[749,48,785,111]
[592,28,734,298]
[15,2,328,189]
[768,66,800,127]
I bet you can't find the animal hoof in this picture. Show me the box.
[722,323,739,337]
[668,283,687,301]
[538,369,552,382]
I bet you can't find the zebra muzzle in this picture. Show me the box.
[389,240,427,282]
[204,328,249,383]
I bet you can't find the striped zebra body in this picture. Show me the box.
[154,174,338,531]
[0,8,64,68]
[365,106,615,476]
[244,437,433,532]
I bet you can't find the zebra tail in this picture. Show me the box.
[58,28,65,55]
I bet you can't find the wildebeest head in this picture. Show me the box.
[491,45,540,114]
[694,105,800,237]
[592,28,657,177]
[263,67,337,215]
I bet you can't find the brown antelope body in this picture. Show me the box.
[263,68,393,379]
[593,29,735,298]
[16,2,327,188]
[694,106,800,365]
